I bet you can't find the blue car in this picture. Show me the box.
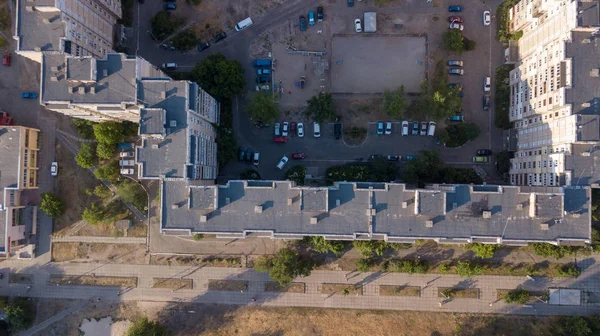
[163,3,176,10]
[348,0,354,7]
[406,155,417,161]
[377,122,384,135]
[22,92,37,99]
[308,11,315,25]
[448,5,463,12]
[299,16,307,31]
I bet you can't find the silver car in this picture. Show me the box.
[274,123,281,136]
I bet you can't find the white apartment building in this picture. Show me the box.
[14,0,122,63]
[507,0,600,187]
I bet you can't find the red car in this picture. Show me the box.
[292,152,305,159]
[448,16,463,24]
[2,52,10,66]
[290,122,297,136]
[273,136,287,143]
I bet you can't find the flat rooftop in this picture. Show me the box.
[16,0,65,52]
[160,181,591,244]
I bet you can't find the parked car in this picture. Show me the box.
[484,76,491,92]
[163,3,176,10]
[369,154,384,160]
[317,6,324,21]
[313,122,321,137]
[2,52,10,66]
[273,136,287,143]
[256,76,270,83]
[354,18,362,33]
[406,155,417,161]
[377,121,384,135]
[448,115,465,122]
[245,149,253,162]
[297,122,304,137]
[448,5,463,12]
[238,148,245,161]
[385,122,392,135]
[292,152,306,159]
[255,84,270,91]
[473,156,489,163]
[120,168,134,175]
[448,60,463,67]
[299,16,307,31]
[348,0,354,7]
[290,122,297,136]
[428,121,436,136]
[212,32,227,43]
[50,162,58,176]
[412,121,419,135]
[448,16,463,23]
[253,152,260,166]
[22,92,37,99]
[276,156,289,170]
[119,160,134,166]
[477,149,493,156]
[274,123,281,136]
[448,83,463,89]
[334,123,342,139]
[448,22,464,31]
[483,11,491,26]
[120,151,134,158]
[257,68,271,76]
[197,42,210,52]
[308,11,315,25]
[387,155,400,161]
[402,121,409,136]
[282,122,289,137]
[420,122,427,136]
[448,68,464,75]
[118,142,134,149]
[483,94,491,110]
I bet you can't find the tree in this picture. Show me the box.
[246,92,280,123]
[81,203,105,225]
[40,192,64,218]
[72,119,96,139]
[253,256,274,273]
[463,37,476,50]
[5,299,34,332]
[93,122,124,145]
[75,143,95,169]
[504,289,530,304]
[557,263,581,277]
[554,316,592,336]
[464,243,498,259]
[117,181,147,211]
[403,150,444,186]
[126,316,169,336]
[93,160,121,183]
[172,29,198,51]
[306,93,336,122]
[306,236,346,255]
[150,11,183,40]
[437,123,480,148]
[353,240,389,257]
[443,30,464,52]
[284,165,306,185]
[191,53,245,99]
[192,233,204,240]
[455,261,483,277]
[94,184,112,199]
[356,258,373,272]
[383,85,406,119]
[96,142,115,160]
[267,248,314,286]
[369,157,398,182]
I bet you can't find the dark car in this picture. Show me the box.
[317,6,324,21]
[292,153,306,159]
[483,94,491,110]
[448,16,463,23]
[348,0,354,7]
[22,92,38,99]
[2,52,10,66]
[299,16,307,31]
[387,155,400,161]
[369,154,384,160]
[256,76,271,83]
[334,123,342,139]
[448,5,463,12]
[164,0,176,2]
[163,3,176,10]
[290,122,297,136]
[477,149,493,156]
[245,149,253,162]
[212,32,227,43]
[238,148,245,161]
[197,42,210,52]
[411,121,419,135]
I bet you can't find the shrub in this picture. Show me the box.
[81,203,105,225]
[443,30,464,52]
[40,192,65,218]
[386,259,429,274]
[353,240,389,257]
[5,298,35,332]
[126,316,169,336]
[437,122,480,148]
[307,93,336,122]
[284,165,307,185]
[192,233,204,241]
[117,180,148,212]
[305,236,346,255]
[172,29,198,51]
[439,263,450,274]
[504,289,530,304]
[464,243,498,259]
[356,258,373,272]
[463,37,476,50]
[253,256,274,273]
[455,261,483,277]
[268,248,314,286]
[557,263,581,278]
[494,64,514,130]
[75,143,96,169]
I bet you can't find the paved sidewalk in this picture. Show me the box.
[1,260,599,317]
[51,236,146,244]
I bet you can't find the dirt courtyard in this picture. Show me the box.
[331,36,426,94]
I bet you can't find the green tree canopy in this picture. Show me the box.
[191,53,245,99]
[403,150,445,186]
[305,236,346,255]
[369,157,398,182]
[81,203,105,225]
[307,92,335,122]
[117,181,147,212]
[172,29,198,51]
[443,30,464,52]
[96,142,115,160]
[264,248,314,286]
[455,261,483,277]
[126,316,169,336]
[150,12,183,40]
[246,92,280,123]
[5,299,35,332]
[75,142,95,169]
[353,240,389,257]
[437,122,480,148]
[383,85,406,119]
[284,165,306,185]
[465,243,498,259]
[40,192,64,218]
[554,316,592,336]
[93,122,124,144]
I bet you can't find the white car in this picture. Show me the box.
[354,18,362,33]
[483,11,491,26]
[50,162,58,176]
[282,122,289,137]
[401,121,409,136]
[274,123,281,136]
[448,22,464,31]
[119,151,134,158]
[484,77,491,92]
[385,122,392,135]
[120,168,134,175]
[297,122,304,137]
[276,155,289,170]
[313,122,321,138]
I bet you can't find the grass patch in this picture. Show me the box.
[379,285,421,297]
[50,275,137,287]
[497,289,547,303]
[264,282,305,293]
[150,254,242,267]
[8,273,34,284]
[320,284,363,296]
[151,278,193,290]
[208,279,248,291]
[438,287,480,299]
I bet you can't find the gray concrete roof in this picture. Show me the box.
[565,31,600,116]
[136,80,189,179]
[578,1,600,27]
[16,0,65,52]
[160,181,591,244]
[0,127,23,252]
[41,53,137,104]
[566,143,600,186]
[139,109,165,136]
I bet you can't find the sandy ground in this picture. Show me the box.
[51,243,148,264]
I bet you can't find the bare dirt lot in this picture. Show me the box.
[51,242,148,264]
[379,285,421,297]
[50,275,138,287]
[264,281,305,293]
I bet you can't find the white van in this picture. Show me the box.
[235,17,253,31]
[252,152,260,166]
[427,121,436,136]
[313,122,321,138]
[162,63,177,69]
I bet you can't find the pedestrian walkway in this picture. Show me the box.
[51,236,146,244]
[56,129,96,143]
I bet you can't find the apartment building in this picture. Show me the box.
[14,0,121,63]
[507,0,600,187]
[0,126,41,256]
